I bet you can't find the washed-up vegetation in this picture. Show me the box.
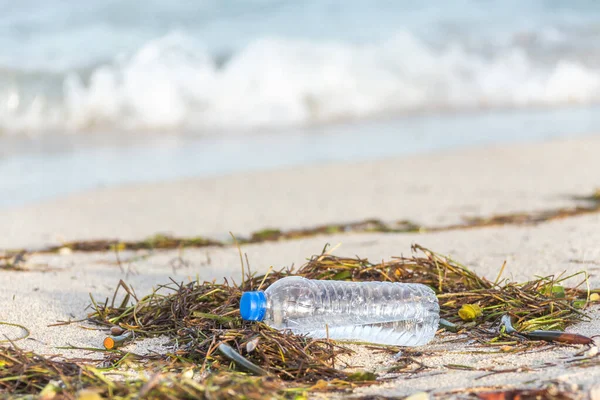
[1,190,599,266]
[0,345,290,399]
[1,243,598,398]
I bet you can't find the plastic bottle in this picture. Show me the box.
[240,276,439,346]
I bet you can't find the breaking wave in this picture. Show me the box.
[2,30,600,134]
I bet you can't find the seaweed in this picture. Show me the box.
[3,244,597,398]
[2,189,599,262]
[88,276,351,382]
[0,345,290,399]
[88,244,595,379]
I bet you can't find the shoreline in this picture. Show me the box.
[2,106,600,209]
[2,134,600,250]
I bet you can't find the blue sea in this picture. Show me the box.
[2,0,600,207]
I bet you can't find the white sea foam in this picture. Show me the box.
[2,30,600,134]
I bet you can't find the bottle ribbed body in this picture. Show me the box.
[262,276,439,346]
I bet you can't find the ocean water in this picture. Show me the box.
[3,0,600,133]
[2,1,600,207]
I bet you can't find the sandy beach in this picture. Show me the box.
[5,3,600,398]
[2,136,600,398]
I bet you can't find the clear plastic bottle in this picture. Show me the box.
[240,276,439,346]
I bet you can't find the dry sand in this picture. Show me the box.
[1,135,600,397]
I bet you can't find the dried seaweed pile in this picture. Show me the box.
[270,245,594,333]
[0,345,288,399]
[1,190,598,262]
[91,275,351,382]
[2,245,597,398]
[441,189,600,231]
[88,245,595,376]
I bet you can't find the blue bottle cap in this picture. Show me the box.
[240,291,267,321]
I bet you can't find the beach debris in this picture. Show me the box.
[501,315,593,345]
[7,244,595,398]
[1,346,79,396]
[240,276,439,346]
[218,343,269,376]
[89,267,352,381]
[0,250,27,271]
[110,325,126,336]
[85,244,596,385]
[0,345,288,398]
[245,336,260,353]
[458,304,482,321]
[2,188,600,264]
[438,318,459,332]
[545,284,566,298]
[103,331,132,350]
